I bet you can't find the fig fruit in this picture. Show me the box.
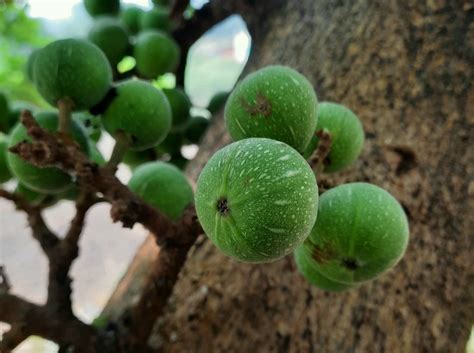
[195,138,319,263]
[225,65,318,152]
[128,161,193,220]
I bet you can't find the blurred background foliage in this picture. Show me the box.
[0,3,50,106]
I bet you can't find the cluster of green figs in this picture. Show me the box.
[196,66,409,291]
[0,0,222,211]
[0,0,409,292]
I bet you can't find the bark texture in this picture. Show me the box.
[109,1,474,352]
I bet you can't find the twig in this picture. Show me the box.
[0,326,29,353]
[308,129,332,174]
[46,191,97,314]
[107,131,130,171]
[9,111,177,243]
[0,292,98,353]
[0,266,10,294]
[170,0,190,20]
[0,189,59,257]
[58,98,74,134]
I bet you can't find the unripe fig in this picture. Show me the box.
[303,102,364,173]
[169,154,188,170]
[102,80,172,151]
[33,39,112,110]
[152,0,170,6]
[128,161,193,220]
[120,6,145,34]
[195,138,319,263]
[134,30,180,79]
[74,112,102,142]
[15,183,47,205]
[84,0,119,17]
[208,91,229,114]
[88,17,130,67]
[296,183,409,285]
[56,183,80,201]
[225,66,318,152]
[162,87,191,128]
[26,49,40,82]
[155,131,183,156]
[184,116,210,144]
[139,7,170,32]
[0,93,11,133]
[123,149,157,170]
[0,134,12,183]
[7,112,90,194]
[294,248,355,292]
[2,101,37,133]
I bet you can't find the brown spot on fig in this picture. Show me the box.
[240,91,272,117]
[310,242,336,264]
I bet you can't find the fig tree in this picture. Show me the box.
[195,138,319,263]
[134,30,180,79]
[33,39,112,110]
[128,161,193,220]
[295,183,409,286]
[225,65,318,152]
[303,102,364,173]
[88,17,130,67]
[162,87,191,128]
[7,112,90,194]
[84,0,119,17]
[101,80,172,151]
[74,112,102,142]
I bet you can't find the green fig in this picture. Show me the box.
[84,0,119,17]
[208,91,229,114]
[128,161,193,220]
[88,16,130,67]
[303,102,364,173]
[296,183,409,286]
[162,87,191,129]
[139,7,170,32]
[134,30,180,79]
[225,65,318,152]
[101,79,172,151]
[184,116,210,144]
[195,138,319,263]
[33,39,112,110]
[0,134,12,183]
[120,6,145,34]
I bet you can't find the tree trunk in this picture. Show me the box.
[106,1,474,352]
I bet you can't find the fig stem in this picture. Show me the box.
[107,131,130,170]
[308,128,332,175]
[58,98,74,134]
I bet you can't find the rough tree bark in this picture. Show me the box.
[105,1,473,352]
